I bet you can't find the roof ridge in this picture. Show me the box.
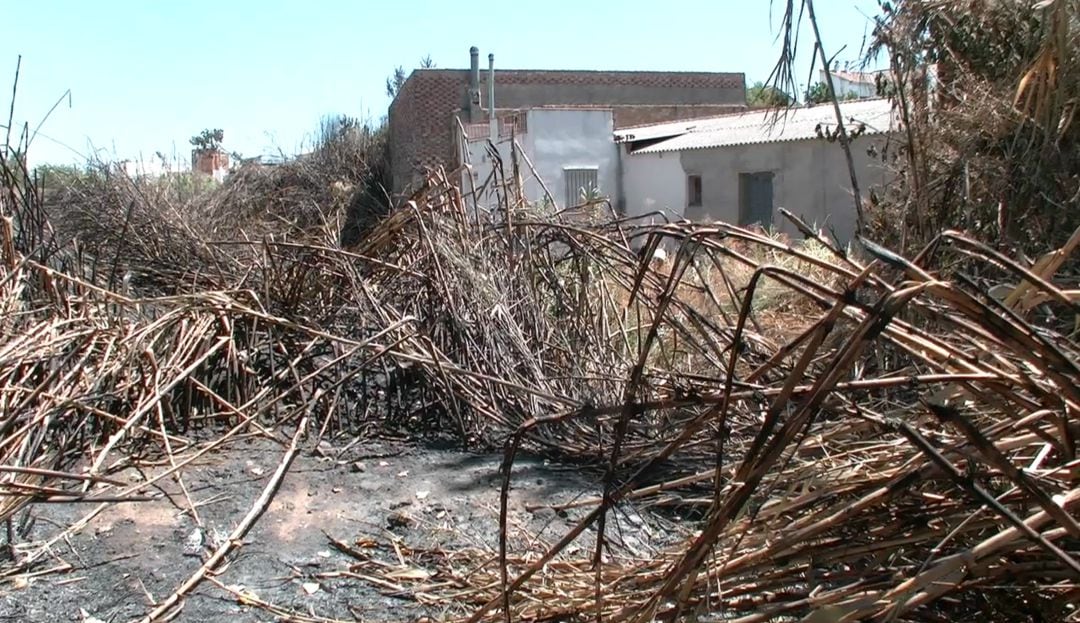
[410,67,745,75]
[616,97,893,133]
[627,99,895,154]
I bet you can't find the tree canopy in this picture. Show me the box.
[386,55,436,99]
[746,81,793,108]
[804,82,860,105]
[189,129,224,152]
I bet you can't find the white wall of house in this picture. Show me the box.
[460,109,618,210]
[117,158,172,179]
[523,109,617,209]
[622,148,686,223]
[819,69,880,99]
[460,132,518,207]
[677,136,891,245]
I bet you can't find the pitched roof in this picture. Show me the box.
[619,99,895,154]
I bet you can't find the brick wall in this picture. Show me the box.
[487,70,743,89]
[613,105,747,128]
[192,149,229,183]
[388,72,466,193]
[481,71,745,108]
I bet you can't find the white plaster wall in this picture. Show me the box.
[622,148,686,223]
[459,109,617,210]
[819,70,879,99]
[460,134,518,208]
[524,109,617,209]
[678,136,891,245]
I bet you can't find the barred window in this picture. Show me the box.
[564,168,599,207]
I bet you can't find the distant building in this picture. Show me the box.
[192,149,229,182]
[116,157,171,179]
[388,46,747,197]
[389,48,896,248]
[459,107,620,214]
[819,68,889,100]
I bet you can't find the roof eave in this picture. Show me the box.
[631,127,891,155]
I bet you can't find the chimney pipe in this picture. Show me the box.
[469,46,480,121]
[488,53,497,140]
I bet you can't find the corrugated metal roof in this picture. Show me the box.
[614,118,704,143]
[623,99,894,154]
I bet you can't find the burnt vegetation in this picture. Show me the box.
[0,1,1078,621]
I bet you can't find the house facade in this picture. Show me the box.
[388,49,895,248]
[387,47,747,195]
[192,149,230,183]
[617,99,896,245]
[459,107,621,211]
[819,69,889,100]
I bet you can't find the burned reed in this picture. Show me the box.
[333,168,1080,622]
[1,50,1078,621]
[2,146,1079,619]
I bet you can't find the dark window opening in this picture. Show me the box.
[687,174,703,207]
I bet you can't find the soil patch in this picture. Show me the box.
[0,435,644,622]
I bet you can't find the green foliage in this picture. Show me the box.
[804,82,830,104]
[33,163,89,192]
[803,81,860,104]
[385,67,407,99]
[189,128,224,151]
[747,81,793,108]
[166,170,219,200]
[869,0,1080,255]
[386,54,436,99]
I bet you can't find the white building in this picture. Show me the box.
[460,108,618,213]
[616,99,896,246]
[819,69,888,100]
[115,156,177,179]
[455,87,895,249]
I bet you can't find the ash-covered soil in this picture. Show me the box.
[0,434,681,622]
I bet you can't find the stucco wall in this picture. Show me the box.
[818,70,881,99]
[622,148,686,223]
[460,109,618,209]
[524,109,617,208]
[678,136,890,245]
[460,133,517,207]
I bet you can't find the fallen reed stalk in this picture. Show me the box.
[140,412,310,623]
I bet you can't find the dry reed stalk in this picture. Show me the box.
[139,413,309,623]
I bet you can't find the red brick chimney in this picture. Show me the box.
[192,149,230,181]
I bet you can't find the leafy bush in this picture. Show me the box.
[868,0,1079,256]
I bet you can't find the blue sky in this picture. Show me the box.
[4,1,885,167]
